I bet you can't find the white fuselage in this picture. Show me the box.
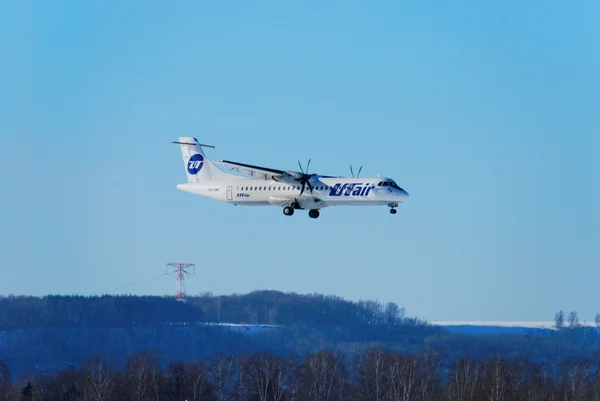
[177,176,408,209]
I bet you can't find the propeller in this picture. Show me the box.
[350,164,363,178]
[297,158,316,195]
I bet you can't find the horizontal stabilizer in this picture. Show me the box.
[170,140,215,148]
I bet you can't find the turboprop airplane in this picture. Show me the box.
[171,137,409,218]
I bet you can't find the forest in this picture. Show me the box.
[0,291,422,330]
[2,291,600,396]
[2,348,600,401]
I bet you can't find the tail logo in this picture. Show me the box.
[187,154,204,175]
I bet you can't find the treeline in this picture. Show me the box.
[0,295,202,330]
[3,348,600,401]
[187,290,423,327]
[0,291,424,331]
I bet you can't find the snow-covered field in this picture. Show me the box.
[431,321,598,329]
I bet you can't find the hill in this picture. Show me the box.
[1,291,600,379]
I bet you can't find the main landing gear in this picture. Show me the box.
[282,206,320,219]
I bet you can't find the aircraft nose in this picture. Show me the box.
[399,189,409,200]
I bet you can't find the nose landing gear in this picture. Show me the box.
[389,203,398,215]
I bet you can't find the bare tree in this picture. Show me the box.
[243,305,259,325]
[385,351,441,401]
[416,351,442,401]
[447,354,481,401]
[187,360,212,401]
[555,310,565,329]
[216,296,222,323]
[267,306,278,325]
[384,302,401,327]
[32,374,59,401]
[568,311,580,329]
[298,351,344,401]
[125,351,159,401]
[234,353,251,401]
[83,355,117,401]
[388,353,416,401]
[479,355,510,401]
[209,353,237,401]
[0,361,12,401]
[590,355,600,401]
[558,359,590,401]
[355,348,388,401]
[149,361,165,401]
[244,352,292,401]
[535,363,558,401]
[166,362,187,401]
[506,357,532,401]
[52,367,82,401]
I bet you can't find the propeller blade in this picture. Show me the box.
[300,180,306,195]
[307,181,314,193]
[350,165,355,178]
[298,160,304,174]
[306,158,311,174]
[357,165,363,178]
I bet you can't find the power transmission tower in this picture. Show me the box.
[166,263,195,302]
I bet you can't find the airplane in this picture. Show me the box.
[171,137,409,218]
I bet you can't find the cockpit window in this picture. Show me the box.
[378,180,403,190]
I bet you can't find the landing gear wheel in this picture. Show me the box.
[390,208,397,215]
[283,206,294,216]
[308,209,320,219]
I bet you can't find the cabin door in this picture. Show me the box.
[226,186,233,200]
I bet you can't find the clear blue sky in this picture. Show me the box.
[1,1,598,322]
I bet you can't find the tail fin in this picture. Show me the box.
[174,137,230,183]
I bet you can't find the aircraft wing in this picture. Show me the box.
[214,160,290,181]
[214,159,338,191]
